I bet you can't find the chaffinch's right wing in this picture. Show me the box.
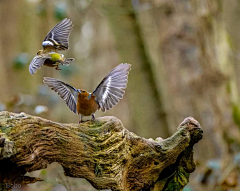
[92,63,131,112]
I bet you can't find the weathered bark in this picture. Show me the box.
[0,111,202,191]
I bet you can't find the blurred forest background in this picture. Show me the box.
[0,0,240,190]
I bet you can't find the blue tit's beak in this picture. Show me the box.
[78,89,81,93]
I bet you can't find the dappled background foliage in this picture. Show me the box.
[0,0,240,190]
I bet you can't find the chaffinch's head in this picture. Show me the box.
[78,90,89,97]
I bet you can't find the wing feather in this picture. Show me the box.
[43,18,73,50]
[92,63,131,112]
[43,77,78,114]
[29,55,50,75]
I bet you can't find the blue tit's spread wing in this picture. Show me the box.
[29,55,50,75]
[43,77,78,114]
[43,18,73,50]
[92,63,131,112]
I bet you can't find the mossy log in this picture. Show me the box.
[0,111,203,191]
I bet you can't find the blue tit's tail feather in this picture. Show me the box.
[63,58,74,66]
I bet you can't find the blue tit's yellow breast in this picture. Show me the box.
[49,53,62,62]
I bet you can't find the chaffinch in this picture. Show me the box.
[43,63,131,123]
[29,18,74,75]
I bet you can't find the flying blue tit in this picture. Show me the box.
[29,18,74,75]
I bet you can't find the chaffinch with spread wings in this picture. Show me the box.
[43,63,131,123]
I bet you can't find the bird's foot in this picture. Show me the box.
[91,114,96,122]
[79,115,82,124]
[55,66,61,70]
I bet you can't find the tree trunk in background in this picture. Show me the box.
[0,0,20,101]
[0,0,55,102]
[148,0,240,189]
[191,0,240,159]
[100,0,171,138]
[135,0,240,160]
[222,0,240,124]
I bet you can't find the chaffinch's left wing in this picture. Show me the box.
[43,77,78,114]
[29,55,51,75]
[92,63,131,112]
[43,18,73,51]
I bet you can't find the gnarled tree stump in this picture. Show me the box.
[0,111,203,191]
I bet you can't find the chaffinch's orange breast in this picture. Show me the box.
[76,93,99,116]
